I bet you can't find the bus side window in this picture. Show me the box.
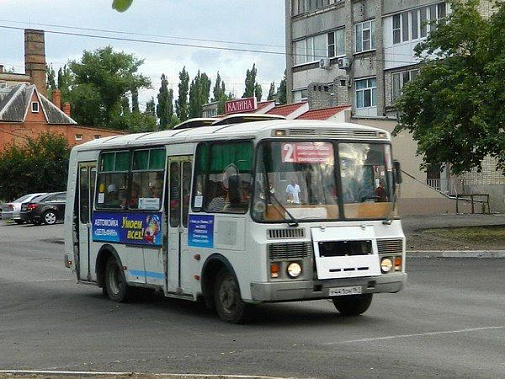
[200,141,253,214]
[96,151,129,209]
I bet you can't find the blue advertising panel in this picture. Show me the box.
[188,214,214,248]
[92,211,162,246]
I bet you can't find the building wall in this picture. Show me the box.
[0,121,124,151]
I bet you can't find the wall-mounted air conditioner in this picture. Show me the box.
[337,57,350,69]
[319,58,331,70]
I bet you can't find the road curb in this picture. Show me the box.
[407,250,505,258]
[0,371,292,379]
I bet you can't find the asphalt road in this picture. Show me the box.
[1,222,504,378]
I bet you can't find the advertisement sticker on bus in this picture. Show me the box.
[92,212,162,246]
[281,142,334,164]
[188,214,214,248]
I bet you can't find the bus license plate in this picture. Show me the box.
[329,286,362,296]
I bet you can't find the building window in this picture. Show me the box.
[31,102,39,113]
[294,28,345,65]
[355,20,375,53]
[355,78,377,109]
[293,0,338,15]
[393,3,447,45]
[328,28,345,57]
[75,134,83,141]
[94,135,101,139]
[293,89,309,102]
[392,69,419,102]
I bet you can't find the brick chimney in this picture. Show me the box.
[24,29,47,96]
[63,102,71,117]
[52,89,61,109]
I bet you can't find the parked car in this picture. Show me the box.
[20,191,66,225]
[1,193,47,224]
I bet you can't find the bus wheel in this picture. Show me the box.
[332,294,373,316]
[214,269,251,324]
[104,256,130,302]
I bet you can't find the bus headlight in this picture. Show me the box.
[380,257,393,273]
[287,262,302,278]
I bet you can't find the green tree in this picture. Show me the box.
[145,97,156,117]
[169,113,181,128]
[46,64,57,98]
[68,46,151,130]
[175,67,190,122]
[267,82,276,101]
[243,63,263,102]
[395,0,505,174]
[212,72,230,114]
[157,74,173,130]
[131,88,139,113]
[57,65,72,104]
[278,70,287,105]
[189,70,211,118]
[243,63,257,98]
[0,133,71,201]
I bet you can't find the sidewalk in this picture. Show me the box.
[402,213,505,258]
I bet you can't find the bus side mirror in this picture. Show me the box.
[393,160,402,184]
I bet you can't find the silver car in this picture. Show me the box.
[1,193,47,224]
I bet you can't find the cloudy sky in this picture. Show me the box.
[0,0,286,109]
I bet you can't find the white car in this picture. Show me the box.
[1,193,47,224]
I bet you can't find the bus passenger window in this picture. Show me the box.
[131,148,166,210]
[195,141,253,214]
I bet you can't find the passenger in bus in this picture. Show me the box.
[374,179,388,202]
[106,183,122,207]
[149,184,162,199]
[227,175,244,210]
[207,184,228,212]
[128,183,140,208]
[285,176,301,204]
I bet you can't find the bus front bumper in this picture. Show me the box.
[250,272,407,302]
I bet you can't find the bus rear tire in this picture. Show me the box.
[214,269,252,324]
[332,293,373,316]
[104,256,131,302]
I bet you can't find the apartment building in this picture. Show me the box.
[286,1,493,114]
[286,0,452,116]
[285,1,504,214]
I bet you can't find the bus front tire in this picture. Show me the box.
[214,269,252,324]
[104,256,131,302]
[332,293,373,316]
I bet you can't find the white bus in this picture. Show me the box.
[64,115,407,323]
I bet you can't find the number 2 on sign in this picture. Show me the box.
[283,143,294,162]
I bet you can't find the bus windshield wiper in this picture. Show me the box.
[269,191,299,227]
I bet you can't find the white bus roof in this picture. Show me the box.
[71,119,390,152]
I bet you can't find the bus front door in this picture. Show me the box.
[77,162,96,281]
[166,156,193,294]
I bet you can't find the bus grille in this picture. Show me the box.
[268,242,311,260]
[377,239,403,255]
[267,228,305,239]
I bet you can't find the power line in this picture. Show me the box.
[0,25,286,57]
[0,19,285,49]
[1,24,422,66]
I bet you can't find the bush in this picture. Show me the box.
[0,132,71,200]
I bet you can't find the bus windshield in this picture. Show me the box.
[252,140,395,222]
